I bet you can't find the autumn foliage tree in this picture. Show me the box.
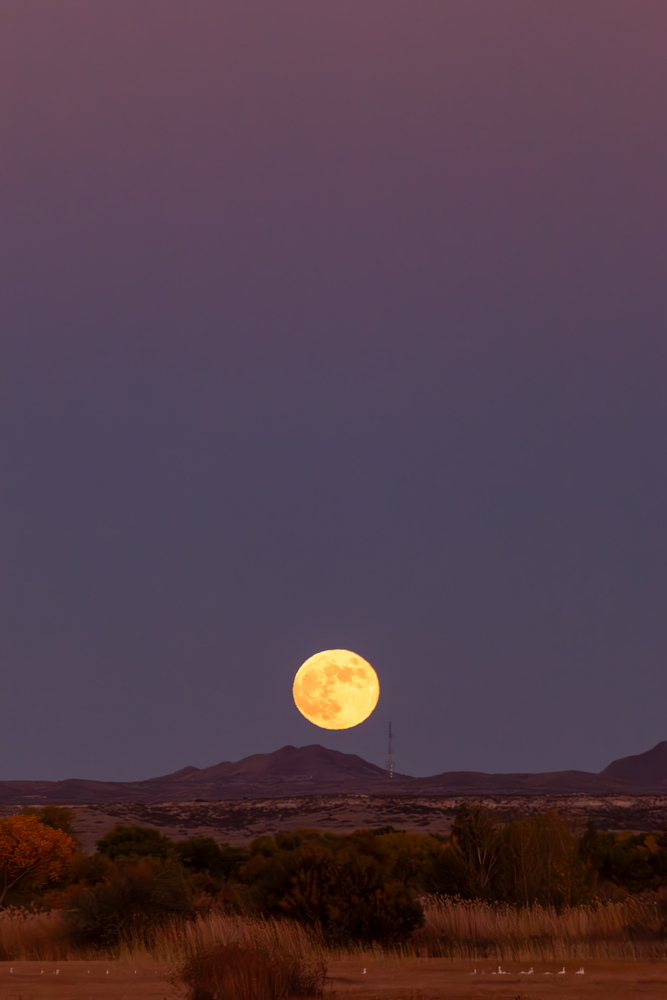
[0,813,76,906]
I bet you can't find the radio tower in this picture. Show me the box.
[386,722,395,779]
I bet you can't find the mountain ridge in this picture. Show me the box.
[1,741,666,805]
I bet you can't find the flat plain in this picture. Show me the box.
[3,958,667,1000]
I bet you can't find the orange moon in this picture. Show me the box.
[292,649,380,729]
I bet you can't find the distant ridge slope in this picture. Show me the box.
[0,741,665,805]
[600,741,667,788]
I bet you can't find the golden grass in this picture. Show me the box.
[0,893,665,971]
[412,893,667,960]
[0,907,71,961]
[145,910,327,963]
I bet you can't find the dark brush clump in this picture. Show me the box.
[172,942,326,1000]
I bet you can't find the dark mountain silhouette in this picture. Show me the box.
[195,743,391,784]
[600,741,667,789]
[1,741,666,805]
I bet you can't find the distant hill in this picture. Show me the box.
[600,741,667,788]
[1,741,666,805]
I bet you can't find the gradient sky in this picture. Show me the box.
[2,2,666,782]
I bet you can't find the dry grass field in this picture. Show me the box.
[0,897,666,999]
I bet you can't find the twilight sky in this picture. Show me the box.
[2,1,666,782]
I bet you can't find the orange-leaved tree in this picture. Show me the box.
[0,812,76,906]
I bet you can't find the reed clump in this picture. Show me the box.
[172,941,326,1000]
[164,914,327,1000]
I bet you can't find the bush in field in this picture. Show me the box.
[240,829,424,946]
[96,824,177,861]
[173,837,250,904]
[594,829,667,894]
[176,837,248,881]
[64,857,194,951]
[284,841,423,946]
[173,941,326,1000]
[420,839,470,896]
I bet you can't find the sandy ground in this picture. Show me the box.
[2,958,667,999]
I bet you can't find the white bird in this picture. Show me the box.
[470,969,477,975]
[519,967,534,974]
[9,968,13,974]
[557,967,566,974]
[362,968,367,975]
[575,967,585,974]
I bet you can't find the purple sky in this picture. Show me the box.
[2,2,666,782]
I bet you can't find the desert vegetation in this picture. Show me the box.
[1,803,666,997]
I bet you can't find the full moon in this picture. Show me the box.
[292,649,380,729]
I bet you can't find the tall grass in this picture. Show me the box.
[147,910,326,963]
[413,893,667,960]
[0,908,328,998]
[157,915,327,1000]
[0,907,71,961]
[1,893,665,970]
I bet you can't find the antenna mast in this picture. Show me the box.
[386,721,395,779]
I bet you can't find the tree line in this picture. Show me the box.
[2,803,667,949]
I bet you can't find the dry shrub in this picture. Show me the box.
[173,941,326,1000]
[151,909,322,959]
[413,894,667,961]
[166,914,326,999]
